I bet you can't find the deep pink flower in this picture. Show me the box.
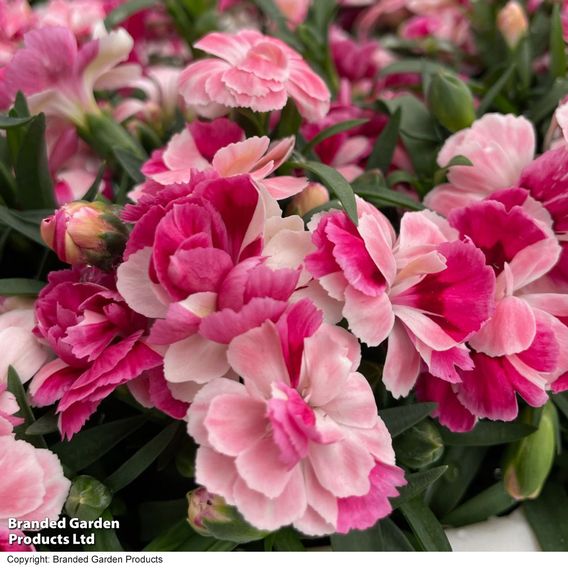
[306,202,495,398]
[0,25,138,125]
[30,268,162,439]
[187,300,405,534]
[117,172,313,398]
[0,528,35,552]
[425,114,536,216]
[179,30,330,122]
[140,118,307,208]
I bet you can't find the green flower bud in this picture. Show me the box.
[65,476,112,521]
[427,72,476,133]
[187,488,267,544]
[394,419,444,470]
[504,402,558,501]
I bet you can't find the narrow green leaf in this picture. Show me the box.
[393,466,448,508]
[526,78,568,124]
[289,160,358,225]
[53,416,146,473]
[331,523,385,551]
[0,162,17,208]
[82,164,106,202]
[105,0,158,28]
[429,446,487,517]
[26,411,59,436]
[14,114,56,209]
[144,520,236,552]
[550,4,567,80]
[380,519,415,551]
[0,115,34,129]
[400,498,452,551]
[367,109,401,173]
[553,393,568,421]
[7,366,46,448]
[524,482,568,551]
[356,187,424,212]
[379,59,448,77]
[378,403,437,438]
[477,65,515,116]
[0,278,45,296]
[113,147,145,184]
[83,511,124,552]
[303,119,369,154]
[439,421,537,446]
[270,528,305,551]
[442,482,516,527]
[0,206,45,245]
[105,423,179,492]
[302,199,342,223]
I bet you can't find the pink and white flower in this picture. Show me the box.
[0,25,138,126]
[179,30,330,122]
[425,114,536,216]
[306,201,496,398]
[187,300,405,535]
[30,268,162,439]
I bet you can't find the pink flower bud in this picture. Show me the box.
[187,488,231,537]
[498,1,529,49]
[41,201,128,268]
[287,182,330,216]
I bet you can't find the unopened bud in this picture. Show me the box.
[504,402,558,501]
[427,72,476,133]
[65,476,112,521]
[41,201,128,269]
[287,182,330,216]
[187,488,267,544]
[394,419,444,470]
[498,1,529,49]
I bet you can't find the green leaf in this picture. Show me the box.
[14,114,56,209]
[331,519,415,551]
[476,65,515,116]
[524,482,568,551]
[0,115,34,129]
[26,411,59,436]
[144,520,236,552]
[65,476,113,522]
[113,147,145,184]
[379,59,448,77]
[83,511,124,552]
[400,498,452,551]
[429,446,487,517]
[442,482,516,527]
[273,100,302,139]
[7,366,46,448]
[303,119,369,154]
[553,393,568,421]
[82,164,106,202]
[367,109,401,173]
[105,423,179,492]
[0,206,45,245]
[302,199,342,222]
[550,4,567,80]
[0,278,45,296]
[288,160,358,225]
[526,78,568,124]
[53,416,146,473]
[105,0,159,28]
[355,186,424,212]
[379,519,415,551]
[392,466,448,508]
[439,421,537,446]
[267,528,305,551]
[378,403,437,438]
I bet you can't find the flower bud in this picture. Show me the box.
[65,475,112,521]
[287,182,330,216]
[187,488,267,544]
[41,201,128,269]
[394,419,444,470]
[498,1,529,49]
[504,402,558,501]
[427,72,476,133]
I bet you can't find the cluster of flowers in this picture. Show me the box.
[1,0,568,547]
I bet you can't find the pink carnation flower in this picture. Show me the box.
[0,528,35,552]
[35,0,107,39]
[140,118,307,210]
[418,188,568,430]
[187,300,405,534]
[117,172,313,399]
[179,30,330,122]
[0,25,138,125]
[306,200,496,398]
[30,268,162,439]
[425,114,536,216]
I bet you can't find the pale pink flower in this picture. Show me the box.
[187,300,405,534]
[0,435,70,528]
[0,0,33,65]
[35,0,106,39]
[425,114,536,216]
[30,268,162,439]
[141,121,307,210]
[117,172,314,398]
[306,200,496,398]
[0,381,21,436]
[179,30,330,122]
[0,298,50,388]
[0,25,139,126]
